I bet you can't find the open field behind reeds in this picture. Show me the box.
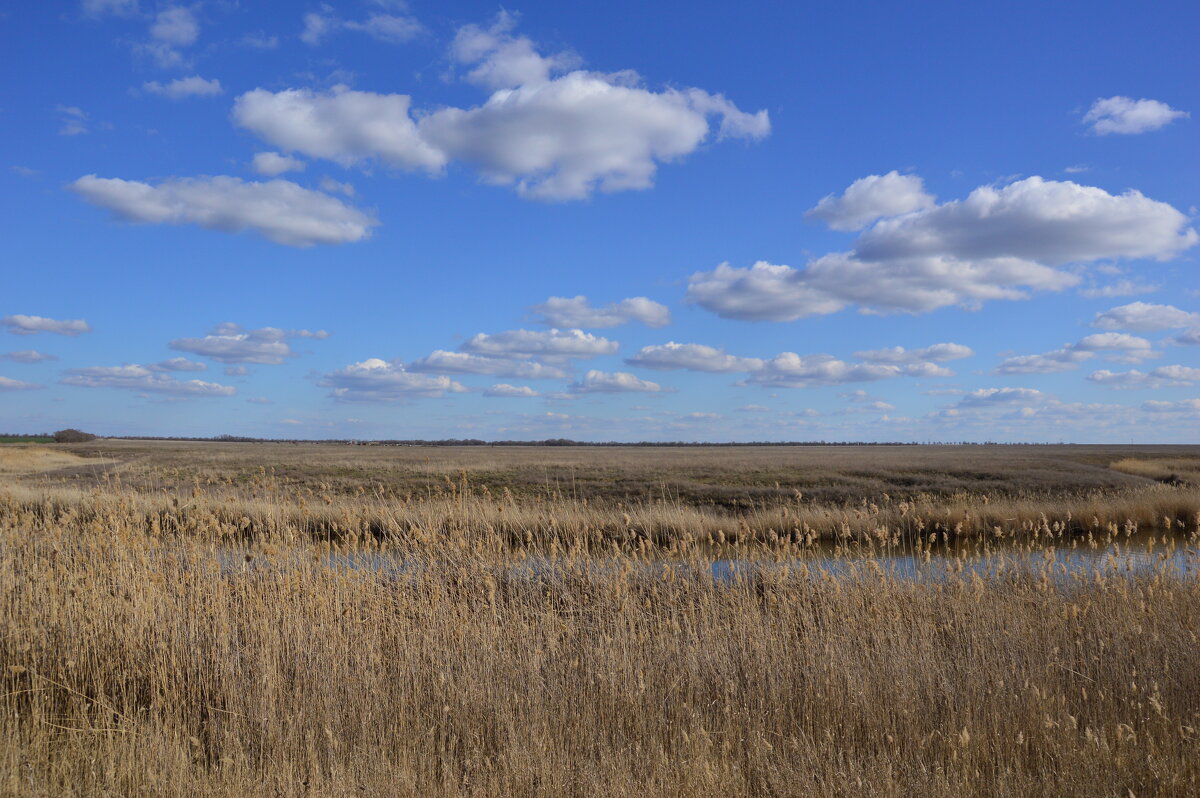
[3,441,1200,796]
[5,440,1200,545]
[45,439,1200,504]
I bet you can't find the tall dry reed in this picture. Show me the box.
[3,478,1199,797]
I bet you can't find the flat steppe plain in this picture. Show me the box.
[3,441,1199,796]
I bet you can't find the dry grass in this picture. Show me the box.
[4,443,1200,796]
[55,440,1196,504]
[11,440,1200,545]
[1112,458,1200,485]
[0,446,92,476]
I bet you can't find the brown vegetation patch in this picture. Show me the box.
[0,445,96,475]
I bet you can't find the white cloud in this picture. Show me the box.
[81,0,138,17]
[70,175,376,247]
[745,354,904,388]
[321,358,467,401]
[3,315,91,336]
[1171,329,1200,346]
[300,10,334,45]
[408,350,569,379]
[170,324,327,364]
[955,387,1044,407]
[224,366,249,377]
[290,328,330,339]
[1093,302,1200,332]
[484,383,540,397]
[0,376,44,391]
[1123,364,1200,384]
[1089,365,1200,389]
[842,389,882,402]
[147,357,206,372]
[625,342,763,373]
[61,365,235,396]
[419,72,768,200]
[835,390,897,413]
[994,332,1157,374]
[461,328,617,361]
[301,7,422,46]
[1083,96,1189,135]
[1142,399,1200,414]
[853,343,973,364]
[685,261,843,321]
[344,13,423,44]
[234,86,446,172]
[1074,332,1157,361]
[143,76,222,99]
[902,362,955,378]
[689,177,1196,320]
[0,350,57,364]
[57,106,88,136]
[150,6,197,46]
[319,177,354,196]
[528,295,670,329]
[242,33,279,49]
[854,177,1195,265]
[1079,279,1160,298]
[237,18,767,201]
[141,6,199,68]
[840,400,895,413]
[251,151,306,176]
[687,256,1078,320]
[928,392,1145,437]
[430,14,766,199]
[994,349,1094,375]
[805,171,935,231]
[569,370,666,393]
[451,12,579,91]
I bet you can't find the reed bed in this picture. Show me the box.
[4,472,1200,549]
[2,483,1200,796]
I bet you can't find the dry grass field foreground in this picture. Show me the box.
[3,441,1200,796]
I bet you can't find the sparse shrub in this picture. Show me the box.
[52,428,96,443]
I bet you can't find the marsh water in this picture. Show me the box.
[706,532,1198,583]
[224,527,1200,584]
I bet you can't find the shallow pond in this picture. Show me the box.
[235,528,1200,584]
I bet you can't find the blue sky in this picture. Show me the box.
[2,0,1198,442]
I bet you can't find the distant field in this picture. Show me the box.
[22,439,1200,542]
[52,437,1200,501]
[0,435,53,444]
[4,440,1200,796]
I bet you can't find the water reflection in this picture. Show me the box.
[709,538,1198,584]
[222,528,1199,584]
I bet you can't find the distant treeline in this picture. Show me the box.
[90,434,1039,447]
[1,430,95,443]
[0,433,55,443]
